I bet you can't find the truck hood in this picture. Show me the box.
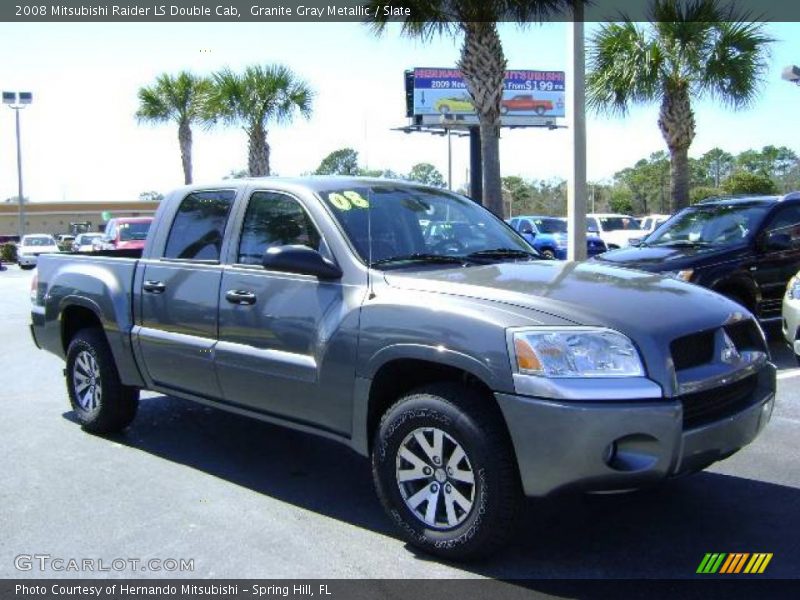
[593,243,746,271]
[601,229,639,248]
[383,260,744,342]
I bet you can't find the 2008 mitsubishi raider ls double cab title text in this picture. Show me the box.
[30,178,776,560]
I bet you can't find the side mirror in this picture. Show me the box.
[760,230,792,253]
[587,226,599,234]
[629,237,643,247]
[262,245,343,279]
[520,226,534,236]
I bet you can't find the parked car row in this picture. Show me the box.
[3,217,154,270]
[507,215,607,259]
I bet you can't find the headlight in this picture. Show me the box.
[788,276,800,300]
[664,269,694,282]
[508,327,645,378]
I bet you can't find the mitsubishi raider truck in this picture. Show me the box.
[30,178,776,560]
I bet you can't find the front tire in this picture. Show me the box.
[66,328,139,433]
[372,383,522,561]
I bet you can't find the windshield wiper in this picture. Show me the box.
[370,253,467,267]
[466,248,539,261]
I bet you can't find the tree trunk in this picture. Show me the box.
[657,83,695,212]
[458,22,506,216]
[248,124,270,177]
[178,120,192,185]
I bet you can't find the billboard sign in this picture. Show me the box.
[412,68,566,121]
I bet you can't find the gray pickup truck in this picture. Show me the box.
[31,178,776,560]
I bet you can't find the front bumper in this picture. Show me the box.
[17,254,37,266]
[495,363,776,497]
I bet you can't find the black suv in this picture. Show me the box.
[594,193,800,324]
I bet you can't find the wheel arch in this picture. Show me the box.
[711,276,760,313]
[60,299,104,354]
[356,345,504,456]
[58,297,145,388]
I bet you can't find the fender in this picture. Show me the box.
[349,343,502,456]
[365,343,499,389]
[57,295,146,388]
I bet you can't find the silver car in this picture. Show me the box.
[17,234,60,270]
[71,232,103,253]
[783,272,800,364]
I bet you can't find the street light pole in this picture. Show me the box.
[15,108,24,239]
[3,91,32,239]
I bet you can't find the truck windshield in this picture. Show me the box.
[600,217,637,231]
[119,221,151,241]
[534,218,567,234]
[318,184,534,266]
[23,236,56,246]
[644,203,770,247]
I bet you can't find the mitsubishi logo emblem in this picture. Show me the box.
[721,331,741,364]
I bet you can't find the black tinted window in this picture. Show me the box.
[164,190,235,260]
[237,192,321,265]
[766,205,800,232]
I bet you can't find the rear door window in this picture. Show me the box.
[164,190,236,261]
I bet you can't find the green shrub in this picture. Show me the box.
[690,186,724,204]
[1,243,17,263]
[722,171,777,195]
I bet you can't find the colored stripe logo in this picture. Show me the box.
[697,553,773,574]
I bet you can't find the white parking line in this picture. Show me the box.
[777,369,800,380]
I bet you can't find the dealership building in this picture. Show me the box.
[0,200,160,238]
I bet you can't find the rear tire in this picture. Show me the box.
[65,328,139,434]
[19,264,34,270]
[372,382,522,561]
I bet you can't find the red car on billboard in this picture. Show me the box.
[500,94,554,115]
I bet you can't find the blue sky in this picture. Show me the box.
[0,21,798,202]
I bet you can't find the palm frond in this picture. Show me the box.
[135,71,210,125]
[701,18,773,109]
[206,64,313,130]
[587,21,662,116]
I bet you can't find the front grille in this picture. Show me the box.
[679,374,759,430]
[671,330,716,370]
[670,319,765,371]
[724,319,766,353]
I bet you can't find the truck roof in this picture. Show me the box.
[173,176,435,196]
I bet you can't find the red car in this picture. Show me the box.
[93,217,153,252]
[501,94,553,115]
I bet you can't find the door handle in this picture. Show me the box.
[143,280,166,294]
[225,290,257,305]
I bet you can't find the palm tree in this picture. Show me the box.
[136,71,211,185]
[367,1,577,217]
[587,0,772,212]
[205,64,313,177]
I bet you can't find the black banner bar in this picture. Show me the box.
[2,579,798,600]
[4,1,800,23]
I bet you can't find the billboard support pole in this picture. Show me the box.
[469,126,482,203]
[447,129,453,191]
[567,2,587,261]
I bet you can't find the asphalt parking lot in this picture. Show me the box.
[1,265,799,580]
